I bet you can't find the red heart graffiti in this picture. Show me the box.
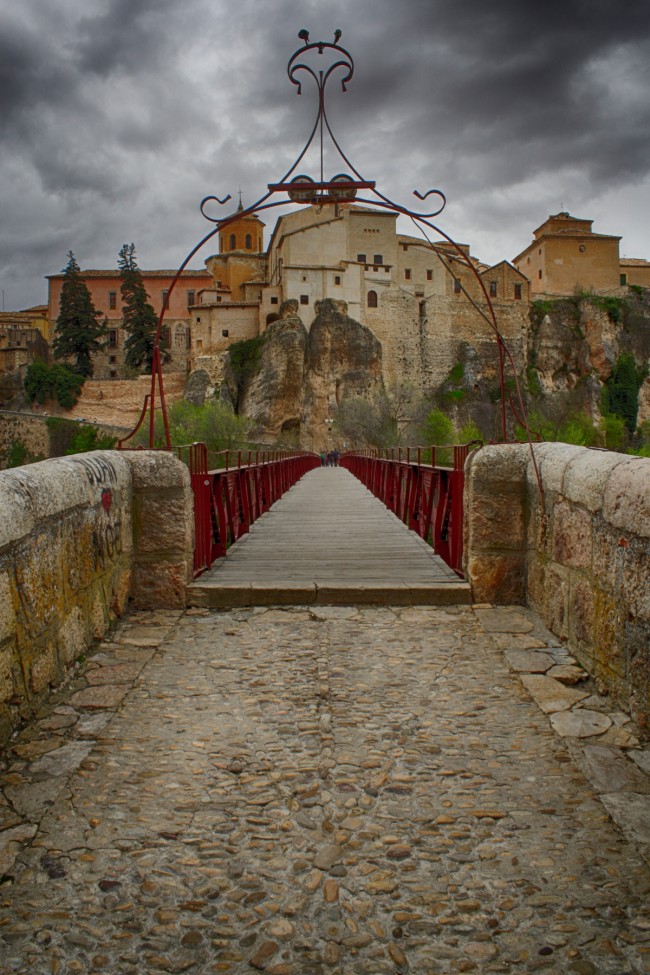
[101,488,112,515]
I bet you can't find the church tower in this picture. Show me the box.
[218,199,265,254]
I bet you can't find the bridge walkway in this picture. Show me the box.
[0,604,648,973]
[188,466,469,607]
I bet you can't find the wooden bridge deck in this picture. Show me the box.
[187,466,470,607]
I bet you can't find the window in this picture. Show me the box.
[196,316,201,323]
[245,234,252,249]
[427,269,433,281]
[514,283,522,300]
[108,291,117,310]
[489,281,497,298]
[373,254,383,265]
[300,294,309,304]
[357,253,366,263]
[229,233,236,250]
[620,273,627,286]
[454,278,461,294]
[108,329,118,348]
[197,339,203,350]
[334,275,341,285]
[270,296,278,304]
[109,355,116,364]
[161,327,171,350]
[222,329,229,337]
[367,290,378,308]
[384,266,390,273]
[161,289,169,308]
[405,269,412,280]
[373,266,378,273]
[538,270,543,279]
[109,370,117,379]
[187,290,195,306]
[419,300,426,321]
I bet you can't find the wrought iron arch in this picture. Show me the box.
[118,29,542,494]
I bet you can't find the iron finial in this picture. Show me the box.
[298,28,310,44]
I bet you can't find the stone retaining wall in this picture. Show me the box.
[465,443,650,732]
[0,451,193,743]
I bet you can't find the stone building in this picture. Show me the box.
[46,269,210,379]
[190,203,531,390]
[0,308,50,405]
[512,211,650,296]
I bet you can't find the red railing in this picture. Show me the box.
[341,444,477,577]
[185,444,320,577]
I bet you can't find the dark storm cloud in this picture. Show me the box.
[75,0,182,76]
[1,0,650,310]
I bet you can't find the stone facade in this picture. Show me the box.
[189,205,531,403]
[513,212,622,296]
[0,451,193,744]
[464,443,650,732]
[47,269,211,380]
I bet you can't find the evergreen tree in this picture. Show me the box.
[602,352,647,434]
[53,252,107,377]
[119,243,160,373]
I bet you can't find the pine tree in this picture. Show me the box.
[119,243,160,373]
[53,252,108,378]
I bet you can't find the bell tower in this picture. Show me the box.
[219,200,265,253]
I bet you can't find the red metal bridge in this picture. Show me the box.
[186,444,472,607]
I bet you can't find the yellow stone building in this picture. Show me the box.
[513,212,624,296]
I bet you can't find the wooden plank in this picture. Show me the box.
[188,468,470,606]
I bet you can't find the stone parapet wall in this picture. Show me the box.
[0,451,193,743]
[465,443,650,732]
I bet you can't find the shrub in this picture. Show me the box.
[24,362,85,409]
[602,352,647,433]
[65,426,117,455]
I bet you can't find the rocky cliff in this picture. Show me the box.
[223,299,383,449]
[527,291,650,428]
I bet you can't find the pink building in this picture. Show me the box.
[47,269,210,378]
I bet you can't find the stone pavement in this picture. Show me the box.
[188,467,469,608]
[1,604,649,974]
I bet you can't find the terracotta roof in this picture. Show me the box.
[620,257,650,266]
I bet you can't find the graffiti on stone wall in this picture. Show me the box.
[93,515,123,572]
[70,455,118,486]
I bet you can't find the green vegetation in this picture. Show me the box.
[3,439,45,469]
[447,362,464,385]
[526,366,543,398]
[65,426,117,455]
[119,243,162,373]
[135,399,251,457]
[53,252,107,378]
[24,361,85,409]
[420,408,454,446]
[602,352,647,433]
[227,336,265,396]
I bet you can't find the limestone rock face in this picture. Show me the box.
[184,369,213,406]
[302,299,384,448]
[529,293,650,424]
[238,300,308,441]
[232,298,384,449]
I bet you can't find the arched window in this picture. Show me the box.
[245,233,252,249]
[229,233,236,250]
[367,290,378,308]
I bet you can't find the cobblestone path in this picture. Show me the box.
[1,605,649,974]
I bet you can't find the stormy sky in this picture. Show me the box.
[2,0,650,311]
